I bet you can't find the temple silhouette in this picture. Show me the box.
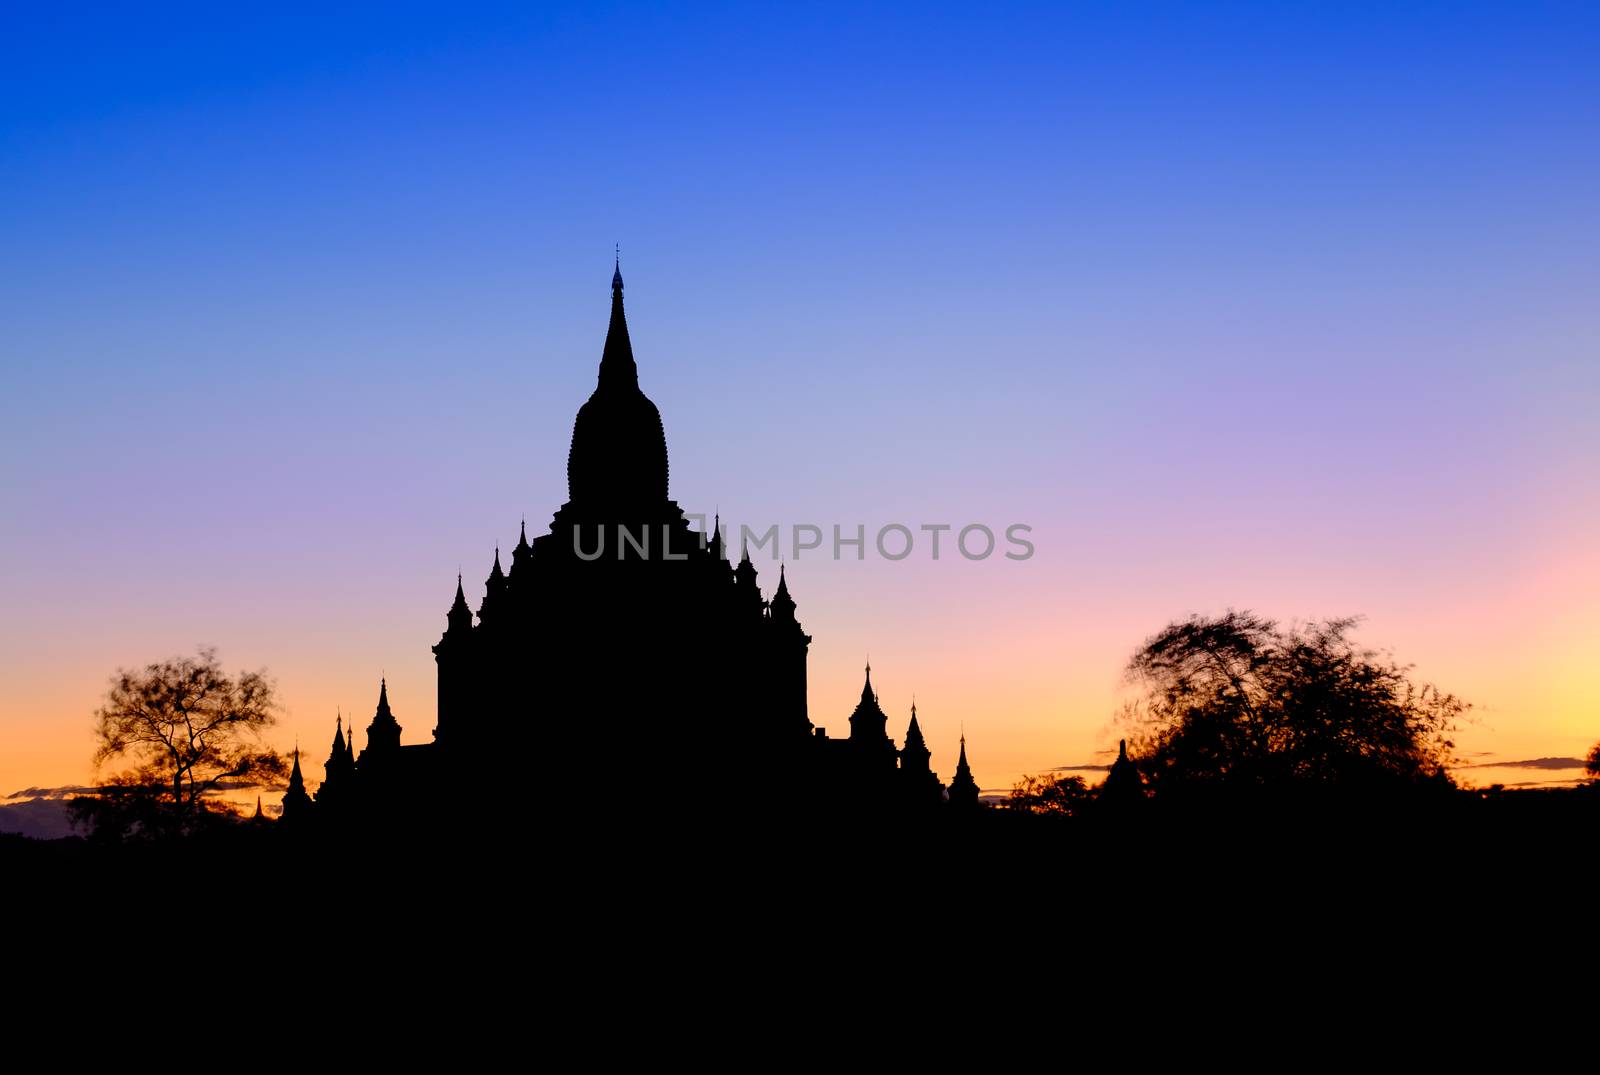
[285,262,980,827]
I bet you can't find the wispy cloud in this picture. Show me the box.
[7,778,285,801]
[5,785,98,801]
[1462,757,1587,771]
[1047,763,1112,773]
[1490,778,1585,789]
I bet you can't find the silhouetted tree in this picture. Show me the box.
[1120,612,1466,795]
[1586,741,1600,783]
[1004,772,1096,816]
[68,782,174,844]
[74,647,287,838]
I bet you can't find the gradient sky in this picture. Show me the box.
[3,3,1598,804]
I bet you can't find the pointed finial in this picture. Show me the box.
[612,246,623,292]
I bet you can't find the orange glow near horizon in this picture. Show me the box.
[5,528,1597,808]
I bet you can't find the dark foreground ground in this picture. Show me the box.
[5,794,1592,1046]
[10,788,1594,937]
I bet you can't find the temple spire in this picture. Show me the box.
[510,517,534,578]
[733,533,763,614]
[769,561,806,647]
[901,701,933,780]
[566,262,669,504]
[446,572,473,634]
[481,546,508,621]
[904,703,929,756]
[599,254,637,389]
[282,744,311,821]
[315,710,354,810]
[848,658,891,753]
[709,512,724,561]
[367,675,402,754]
[1099,737,1146,804]
[948,732,979,810]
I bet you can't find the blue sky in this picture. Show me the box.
[3,2,1598,793]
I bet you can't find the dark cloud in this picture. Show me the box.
[1463,757,1587,771]
[8,779,284,801]
[1,794,283,838]
[0,799,79,840]
[1047,763,1112,773]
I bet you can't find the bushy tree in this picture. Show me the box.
[1005,772,1097,816]
[1120,612,1466,795]
[74,646,287,838]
